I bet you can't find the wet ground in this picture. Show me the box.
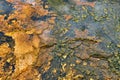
[0,0,120,80]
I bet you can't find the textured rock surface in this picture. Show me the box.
[0,0,120,80]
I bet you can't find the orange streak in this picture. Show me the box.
[73,0,96,7]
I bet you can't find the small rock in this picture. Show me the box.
[75,52,90,60]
